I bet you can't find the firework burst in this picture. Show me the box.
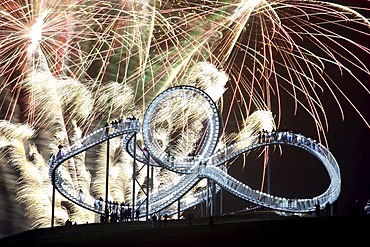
[0,0,369,234]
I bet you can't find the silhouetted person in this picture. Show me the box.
[110,211,118,223]
[352,200,361,216]
[332,200,338,216]
[325,202,331,216]
[187,213,193,226]
[209,215,215,228]
[123,208,129,221]
[56,144,64,159]
[135,208,140,221]
[163,214,168,227]
[98,197,103,211]
[258,131,261,143]
[261,129,266,142]
[127,207,132,221]
[158,214,162,228]
[364,199,370,215]
[151,213,157,229]
[78,189,83,202]
[315,201,321,217]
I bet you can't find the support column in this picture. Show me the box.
[211,180,216,216]
[131,133,137,221]
[267,146,271,195]
[177,200,180,219]
[144,148,150,221]
[219,187,223,216]
[51,145,63,227]
[104,125,110,222]
[51,170,56,227]
[206,179,209,217]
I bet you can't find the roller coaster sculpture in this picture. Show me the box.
[49,85,341,224]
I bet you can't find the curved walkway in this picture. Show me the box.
[48,86,341,218]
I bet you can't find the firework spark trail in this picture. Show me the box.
[1,1,369,130]
[0,0,369,232]
[67,120,95,223]
[0,1,103,227]
[92,138,134,205]
[0,1,81,119]
[236,109,276,193]
[219,1,370,137]
[24,48,83,189]
[0,120,71,228]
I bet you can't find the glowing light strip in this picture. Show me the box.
[49,86,340,217]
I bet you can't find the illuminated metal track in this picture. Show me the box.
[49,86,341,218]
[134,131,341,215]
[140,85,221,174]
[48,119,141,214]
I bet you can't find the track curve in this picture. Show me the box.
[49,86,341,220]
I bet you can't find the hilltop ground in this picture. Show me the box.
[1,211,369,246]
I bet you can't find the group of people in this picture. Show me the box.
[151,213,169,228]
[64,219,78,226]
[186,213,215,229]
[93,199,142,223]
[109,206,134,223]
[315,201,338,217]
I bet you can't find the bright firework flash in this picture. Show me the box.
[0,0,369,236]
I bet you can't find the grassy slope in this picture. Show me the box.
[1,211,369,246]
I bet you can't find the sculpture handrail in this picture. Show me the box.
[141,85,221,174]
[48,83,340,220]
[49,125,340,217]
[49,118,140,214]
[202,130,340,211]
[135,131,340,215]
[49,119,140,179]
[135,166,212,215]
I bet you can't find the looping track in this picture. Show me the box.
[49,86,341,218]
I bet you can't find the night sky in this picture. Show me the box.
[0,0,369,238]
[190,0,370,217]
[274,0,370,215]
[216,69,370,216]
